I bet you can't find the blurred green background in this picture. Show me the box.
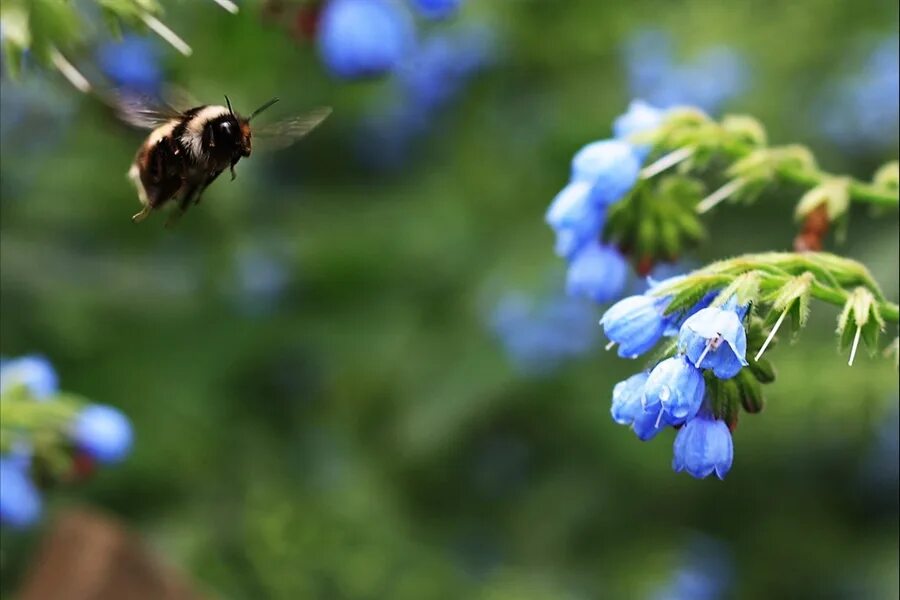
[1,1,898,598]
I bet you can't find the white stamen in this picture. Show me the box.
[695,341,713,368]
[848,326,862,366]
[640,146,695,179]
[49,49,91,93]
[696,178,745,214]
[605,341,616,351]
[755,309,788,361]
[655,408,665,429]
[141,13,193,56]
[212,0,239,13]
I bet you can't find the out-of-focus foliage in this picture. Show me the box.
[0,1,897,598]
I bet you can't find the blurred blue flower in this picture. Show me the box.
[410,0,462,20]
[490,291,599,374]
[860,398,899,491]
[672,410,733,480]
[0,457,41,529]
[0,72,74,151]
[643,355,705,424]
[355,22,496,168]
[610,371,649,425]
[565,242,629,303]
[570,139,641,204]
[232,244,291,316]
[600,294,670,358]
[545,180,605,259]
[622,29,748,114]
[653,535,734,600]
[818,36,899,150]
[679,304,748,379]
[0,355,59,399]
[613,99,665,159]
[72,404,133,464]
[96,35,162,96]
[318,0,415,79]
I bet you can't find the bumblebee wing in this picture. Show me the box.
[253,107,332,151]
[99,91,185,129]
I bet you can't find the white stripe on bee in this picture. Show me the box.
[148,120,179,148]
[181,105,231,160]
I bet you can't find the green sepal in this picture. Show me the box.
[836,287,885,353]
[720,114,767,148]
[708,375,741,429]
[713,271,761,309]
[794,177,851,222]
[736,369,765,413]
[873,161,899,190]
[762,272,813,335]
[747,356,776,383]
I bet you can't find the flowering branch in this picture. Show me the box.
[0,357,133,529]
[1,0,236,90]
[546,101,897,481]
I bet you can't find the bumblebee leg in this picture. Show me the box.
[230,164,237,181]
[165,183,199,228]
[132,206,152,223]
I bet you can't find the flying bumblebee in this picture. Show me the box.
[123,95,331,226]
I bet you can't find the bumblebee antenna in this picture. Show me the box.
[248,97,280,121]
[224,94,235,116]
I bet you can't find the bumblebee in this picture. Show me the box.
[125,96,330,226]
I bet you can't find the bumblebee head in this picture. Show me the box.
[238,120,252,157]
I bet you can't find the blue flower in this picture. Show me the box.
[71,405,133,464]
[611,372,649,425]
[672,410,733,480]
[679,305,748,379]
[600,294,669,358]
[545,181,604,258]
[570,140,641,206]
[663,289,718,337]
[96,35,161,96]
[398,34,464,110]
[0,355,58,399]
[565,242,629,303]
[643,356,705,424]
[613,100,664,160]
[631,402,670,441]
[410,0,462,20]
[0,457,41,529]
[318,0,414,79]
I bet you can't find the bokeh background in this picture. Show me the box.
[1,0,898,598]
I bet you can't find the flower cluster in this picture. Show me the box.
[0,355,133,529]
[2,0,236,93]
[545,100,668,304]
[317,0,466,80]
[602,281,753,480]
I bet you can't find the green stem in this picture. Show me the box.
[778,166,898,208]
[685,252,899,323]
